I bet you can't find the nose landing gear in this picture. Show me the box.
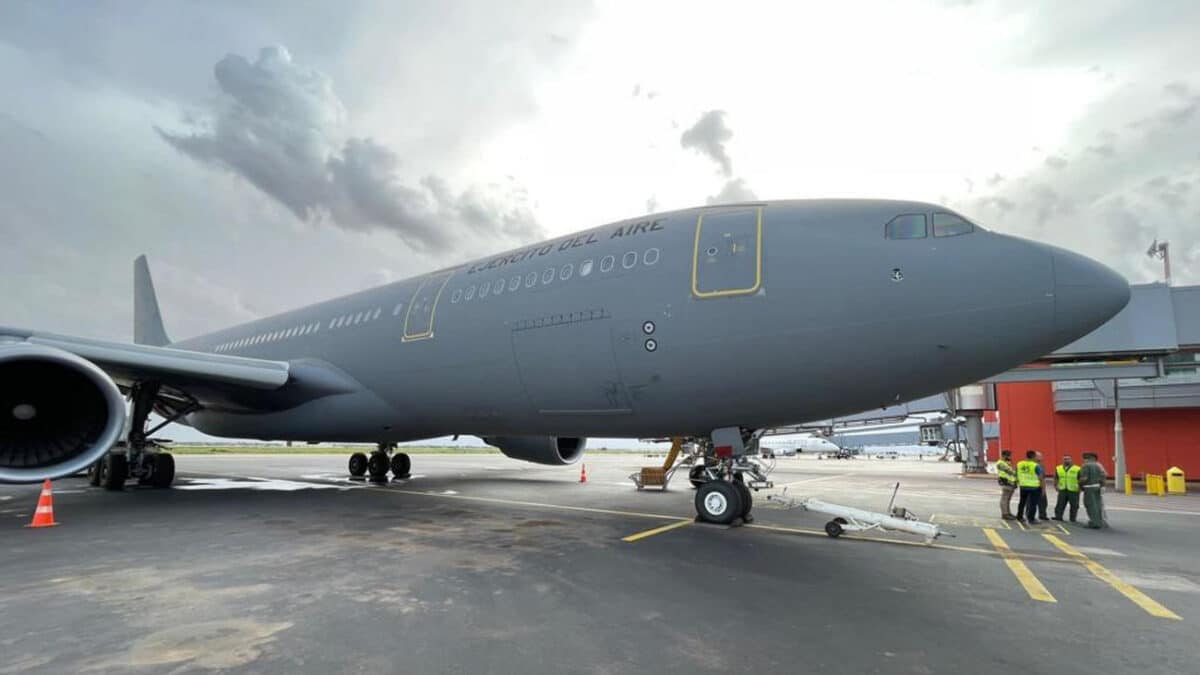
[691,427,771,525]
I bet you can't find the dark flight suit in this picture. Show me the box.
[1078,460,1107,529]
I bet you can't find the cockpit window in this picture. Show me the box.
[885,214,927,239]
[932,212,974,237]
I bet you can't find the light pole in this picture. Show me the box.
[1147,240,1171,285]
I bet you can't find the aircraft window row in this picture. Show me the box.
[885,213,976,240]
[214,320,323,353]
[448,248,661,305]
[327,306,384,330]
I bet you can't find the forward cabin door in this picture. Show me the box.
[691,206,763,298]
[402,270,454,341]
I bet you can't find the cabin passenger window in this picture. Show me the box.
[372,308,382,320]
[600,255,615,272]
[451,288,462,303]
[580,259,593,277]
[480,282,491,298]
[509,276,521,291]
[464,285,476,301]
[885,214,927,239]
[932,212,974,237]
[493,278,505,295]
[622,251,638,269]
[560,263,574,281]
[542,268,555,284]
[644,248,660,265]
[525,272,537,288]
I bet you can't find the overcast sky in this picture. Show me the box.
[4,0,1199,346]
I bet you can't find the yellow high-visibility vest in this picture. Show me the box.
[997,460,1016,484]
[1017,460,1041,488]
[1056,465,1081,492]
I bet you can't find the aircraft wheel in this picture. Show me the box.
[695,481,742,525]
[825,520,843,538]
[150,453,175,488]
[733,480,753,520]
[367,452,390,481]
[390,452,411,478]
[688,466,706,489]
[348,452,368,477]
[100,454,127,491]
[87,459,102,486]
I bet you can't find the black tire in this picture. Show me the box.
[87,459,102,486]
[101,454,127,491]
[348,452,368,477]
[390,452,411,478]
[688,466,707,489]
[367,452,390,480]
[150,453,175,488]
[695,481,743,525]
[733,480,753,519]
[825,520,843,538]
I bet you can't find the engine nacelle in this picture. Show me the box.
[0,343,126,483]
[483,436,586,466]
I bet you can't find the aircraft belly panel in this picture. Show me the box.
[512,316,632,414]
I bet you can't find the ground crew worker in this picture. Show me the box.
[1052,455,1082,522]
[997,450,1017,520]
[1035,451,1049,521]
[1016,450,1043,524]
[1078,452,1108,529]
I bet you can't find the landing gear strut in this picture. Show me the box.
[92,381,183,490]
[349,444,411,482]
[691,428,771,525]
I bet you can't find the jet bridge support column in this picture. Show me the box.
[962,412,986,474]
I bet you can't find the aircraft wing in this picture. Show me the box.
[0,325,289,391]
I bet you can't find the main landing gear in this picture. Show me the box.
[349,443,411,482]
[692,428,772,526]
[89,381,187,491]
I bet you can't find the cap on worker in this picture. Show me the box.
[1001,450,1012,458]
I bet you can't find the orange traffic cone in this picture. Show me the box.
[579,464,588,483]
[26,479,59,528]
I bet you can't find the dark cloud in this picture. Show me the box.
[706,178,758,205]
[159,47,542,252]
[680,110,734,177]
[1044,155,1069,170]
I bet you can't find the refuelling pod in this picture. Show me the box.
[483,436,587,466]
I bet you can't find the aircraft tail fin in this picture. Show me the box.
[134,255,171,347]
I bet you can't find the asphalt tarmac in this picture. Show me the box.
[2,453,1198,674]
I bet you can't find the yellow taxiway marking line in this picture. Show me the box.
[622,519,693,542]
[1042,534,1181,620]
[983,528,1057,603]
[1055,523,1070,536]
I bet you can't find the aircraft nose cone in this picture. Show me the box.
[1053,249,1131,345]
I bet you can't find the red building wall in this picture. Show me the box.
[995,382,1200,478]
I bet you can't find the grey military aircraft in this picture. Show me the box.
[0,199,1129,523]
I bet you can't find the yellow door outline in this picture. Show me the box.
[402,270,454,342]
[691,206,763,298]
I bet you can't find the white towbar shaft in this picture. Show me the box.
[799,497,942,542]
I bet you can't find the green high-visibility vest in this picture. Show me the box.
[1056,465,1081,492]
[1017,460,1041,488]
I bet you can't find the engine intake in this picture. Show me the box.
[483,436,586,466]
[0,343,126,483]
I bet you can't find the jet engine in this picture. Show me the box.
[0,343,126,483]
[483,436,586,466]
